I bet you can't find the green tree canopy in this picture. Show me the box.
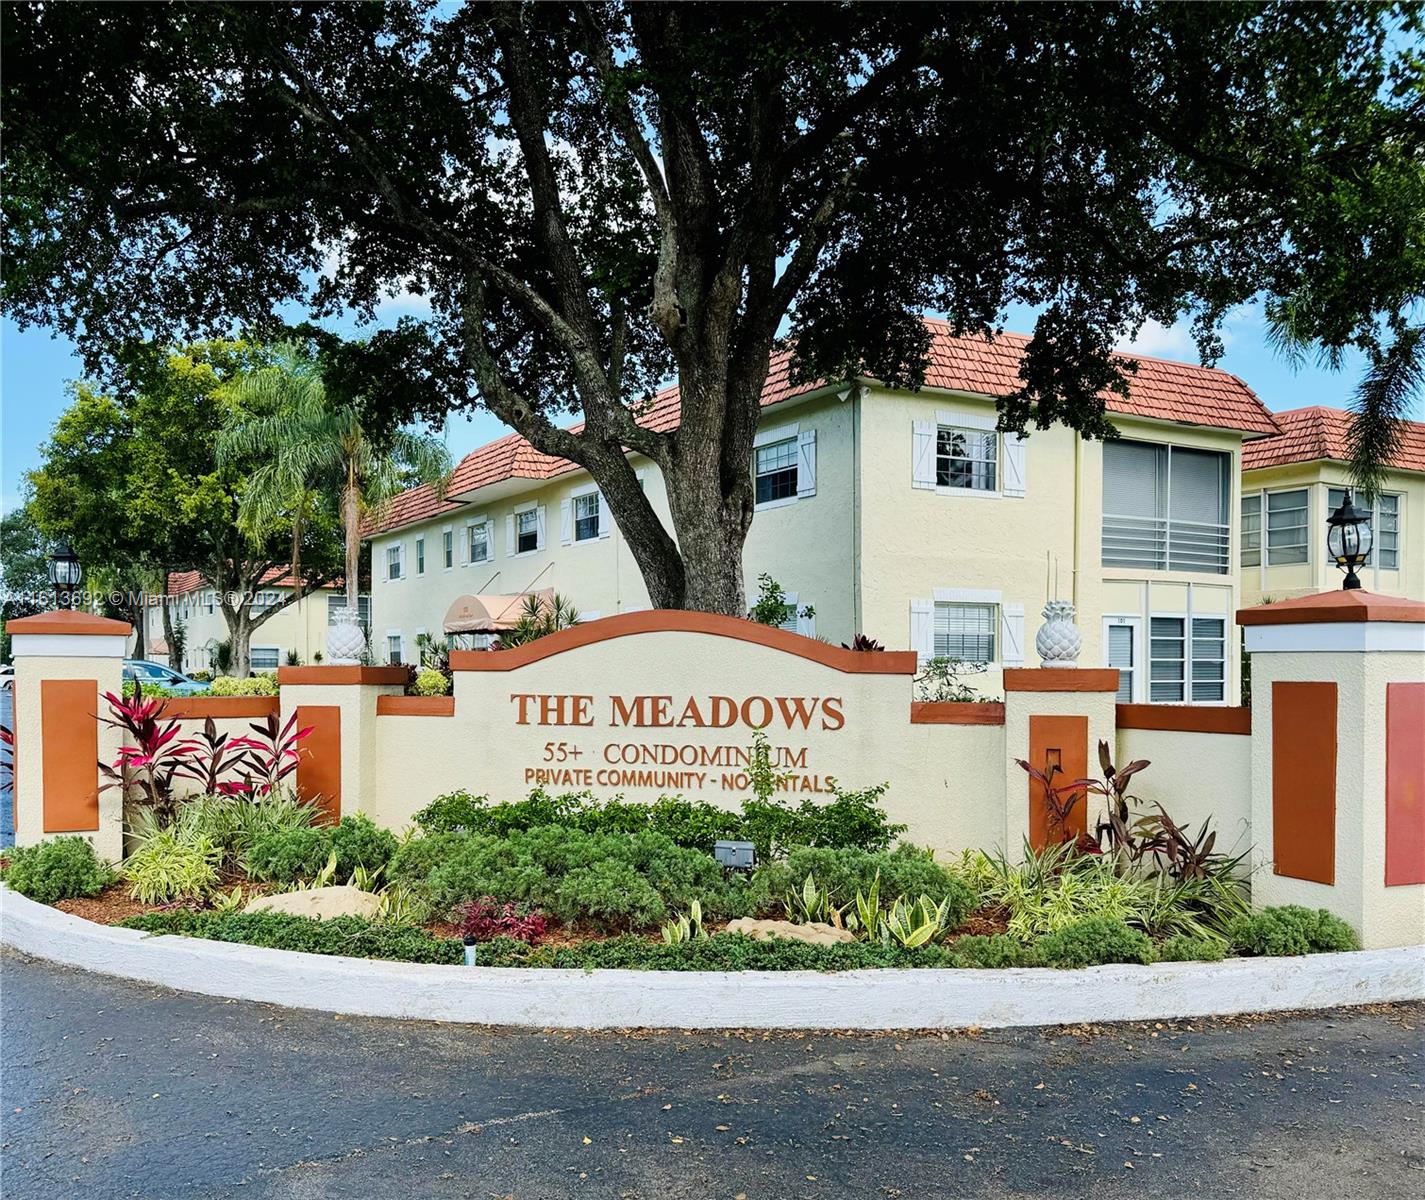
[4,2,1422,613]
[26,342,345,675]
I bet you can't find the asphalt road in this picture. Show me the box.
[1,950,1421,1199]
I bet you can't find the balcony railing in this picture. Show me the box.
[1102,514,1230,574]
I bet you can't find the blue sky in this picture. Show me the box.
[3,299,1416,518]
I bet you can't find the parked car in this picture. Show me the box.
[122,659,209,695]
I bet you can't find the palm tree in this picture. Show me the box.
[219,344,451,658]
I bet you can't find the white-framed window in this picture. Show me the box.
[934,601,996,663]
[770,591,815,638]
[1241,493,1262,567]
[1328,488,1400,570]
[386,632,403,665]
[467,519,491,564]
[1102,440,1230,573]
[1147,615,1226,703]
[754,437,798,504]
[415,536,425,575]
[517,508,539,553]
[1104,616,1140,703]
[385,543,403,580]
[937,425,997,491]
[1265,489,1309,564]
[574,492,600,542]
[442,528,454,569]
[250,646,281,672]
[204,591,214,615]
[326,594,371,630]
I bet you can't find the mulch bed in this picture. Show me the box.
[952,905,1011,939]
[53,884,159,925]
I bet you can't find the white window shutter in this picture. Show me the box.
[1001,602,1025,666]
[912,421,936,490]
[598,491,611,538]
[797,429,817,498]
[560,498,573,545]
[910,599,934,664]
[398,543,407,579]
[535,504,546,550]
[1003,434,1027,497]
[796,607,816,638]
[505,514,515,556]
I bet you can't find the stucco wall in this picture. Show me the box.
[143,586,347,672]
[1116,727,1253,855]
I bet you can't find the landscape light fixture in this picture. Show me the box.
[1326,490,1372,590]
[47,541,82,608]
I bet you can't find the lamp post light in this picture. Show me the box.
[47,541,83,609]
[1326,490,1373,591]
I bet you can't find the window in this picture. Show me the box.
[1147,616,1226,703]
[517,508,539,553]
[415,536,425,575]
[326,594,371,630]
[250,647,280,672]
[1106,621,1136,703]
[1328,488,1400,570]
[754,438,798,504]
[205,591,214,615]
[573,492,600,542]
[443,529,454,569]
[386,544,402,580]
[1264,489,1309,564]
[468,520,489,563]
[1102,441,1230,573]
[386,634,403,665]
[936,425,997,491]
[1241,494,1261,567]
[933,602,996,663]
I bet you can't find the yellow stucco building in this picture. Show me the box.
[1241,406,1424,606]
[368,324,1282,706]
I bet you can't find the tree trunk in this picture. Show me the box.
[221,606,252,678]
[160,599,180,669]
[343,474,360,614]
[662,459,753,615]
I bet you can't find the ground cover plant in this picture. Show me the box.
[1228,906,1359,956]
[3,836,113,904]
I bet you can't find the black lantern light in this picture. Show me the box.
[47,541,83,608]
[1326,490,1372,591]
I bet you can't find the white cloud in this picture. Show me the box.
[1116,318,1194,358]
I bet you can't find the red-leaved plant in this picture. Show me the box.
[99,681,202,826]
[227,712,312,796]
[176,717,252,796]
[456,897,548,944]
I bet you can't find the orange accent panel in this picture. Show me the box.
[1116,704,1251,735]
[1271,681,1337,884]
[295,705,342,826]
[1027,715,1088,851]
[1238,590,1425,626]
[41,679,99,833]
[376,695,455,717]
[163,697,281,720]
[909,701,1006,725]
[6,610,133,635]
[278,666,409,686]
[450,611,919,676]
[1385,682,1425,887]
[1003,668,1120,693]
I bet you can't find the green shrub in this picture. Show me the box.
[245,826,331,883]
[208,674,279,697]
[328,815,398,878]
[123,827,222,904]
[121,679,185,700]
[1034,917,1154,968]
[166,792,319,868]
[120,910,462,963]
[1227,906,1359,956]
[410,668,450,697]
[1156,934,1229,963]
[388,831,467,885]
[948,934,1035,969]
[751,845,974,929]
[554,859,666,928]
[4,836,113,903]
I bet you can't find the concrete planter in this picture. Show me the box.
[3,887,1421,1030]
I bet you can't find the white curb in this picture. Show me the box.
[3,886,1421,1030]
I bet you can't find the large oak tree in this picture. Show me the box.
[4,2,1422,614]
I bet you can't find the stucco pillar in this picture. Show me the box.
[1001,667,1119,856]
[7,610,131,865]
[1239,591,1425,950]
[276,666,408,823]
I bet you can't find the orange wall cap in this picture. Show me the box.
[1238,590,1425,626]
[1003,668,1120,693]
[6,610,132,636]
[278,666,410,685]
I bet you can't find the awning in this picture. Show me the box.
[442,589,554,634]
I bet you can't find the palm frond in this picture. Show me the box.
[1350,325,1422,502]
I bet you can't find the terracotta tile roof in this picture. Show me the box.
[1241,405,1425,474]
[371,322,1277,535]
[164,570,340,596]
